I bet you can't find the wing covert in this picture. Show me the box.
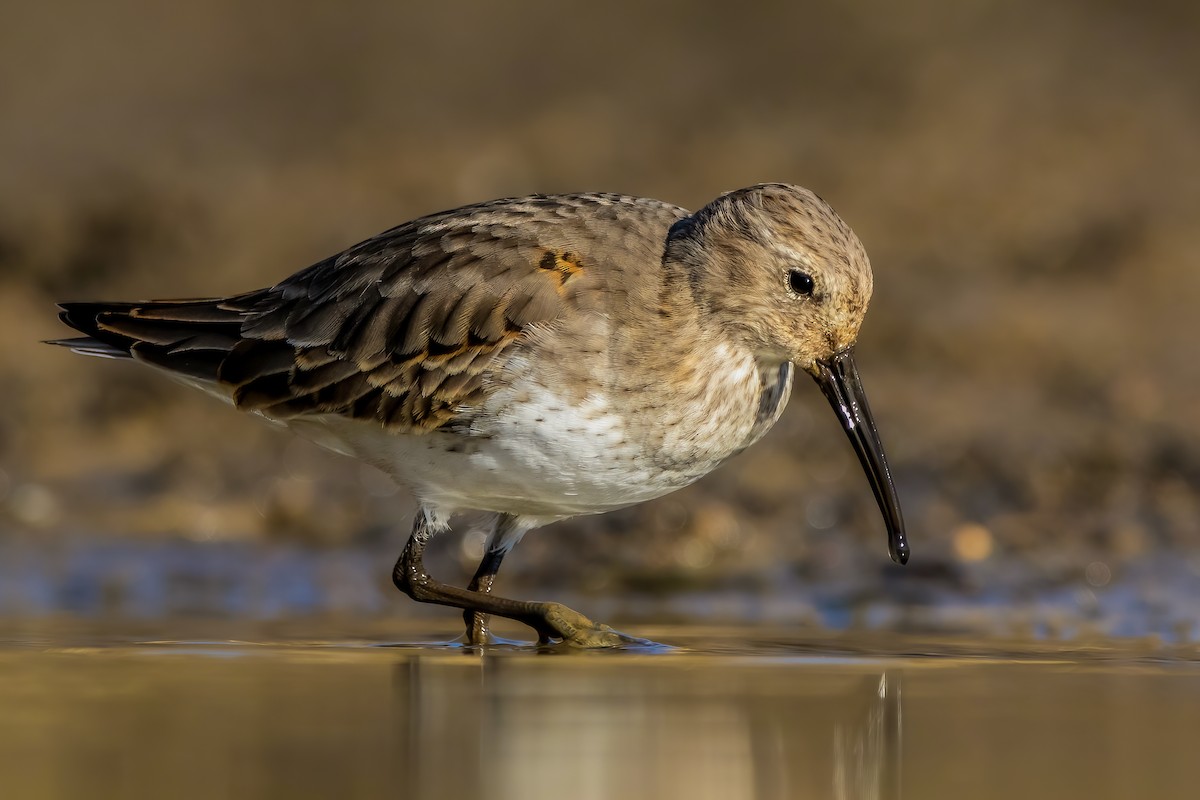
[219,193,688,432]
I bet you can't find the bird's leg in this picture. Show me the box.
[391,511,632,647]
[462,546,506,646]
[463,514,524,645]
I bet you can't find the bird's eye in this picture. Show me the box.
[788,269,814,296]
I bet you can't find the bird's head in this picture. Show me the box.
[669,183,872,367]
[668,183,909,565]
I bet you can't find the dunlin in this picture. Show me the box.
[51,183,908,647]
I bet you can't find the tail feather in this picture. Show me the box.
[52,299,250,384]
[43,337,132,359]
[132,343,231,384]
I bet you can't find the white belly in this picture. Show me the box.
[286,344,791,520]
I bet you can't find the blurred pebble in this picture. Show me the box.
[460,527,487,563]
[675,502,739,570]
[1111,523,1149,558]
[1084,561,1111,588]
[677,537,714,570]
[195,507,225,540]
[951,522,993,562]
[691,501,740,547]
[8,483,60,527]
[805,498,839,530]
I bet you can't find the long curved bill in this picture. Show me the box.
[810,348,910,565]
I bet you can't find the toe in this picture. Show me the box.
[540,604,654,649]
[564,625,629,648]
[540,602,598,639]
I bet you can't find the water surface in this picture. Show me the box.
[1,622,1195,800]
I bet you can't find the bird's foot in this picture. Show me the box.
[539,603,653,649]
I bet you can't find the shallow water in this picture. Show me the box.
[1,622,1196,800]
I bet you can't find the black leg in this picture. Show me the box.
[462,547,507,645]
[392,511,623,646]
[462,514,523,645]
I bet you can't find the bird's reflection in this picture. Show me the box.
[834,673,902,800]
[392,654,903,800]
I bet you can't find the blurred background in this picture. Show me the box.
[2,0,1198,645]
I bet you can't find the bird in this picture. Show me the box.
[50,183,909,647]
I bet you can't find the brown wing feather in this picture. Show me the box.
[56,193,690,433]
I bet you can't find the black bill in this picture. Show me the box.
[810,347,909,565]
